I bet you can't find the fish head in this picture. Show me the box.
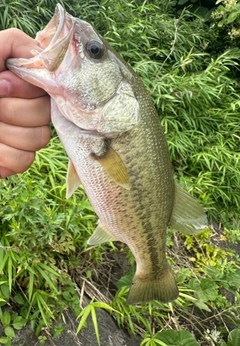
[7,4,139,135]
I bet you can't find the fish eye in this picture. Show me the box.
[86,40,104,59]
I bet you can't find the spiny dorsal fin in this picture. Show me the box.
[66,160,81,199]
[95,146,130,190]
[87,220,117,245]
[169,182,208,235]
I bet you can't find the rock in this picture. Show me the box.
[1,299,141,346]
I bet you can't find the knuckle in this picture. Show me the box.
[35,125,51,150]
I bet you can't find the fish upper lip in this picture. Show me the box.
[50,4,66,46]
[40,4,72,47]
[35,4,75,70]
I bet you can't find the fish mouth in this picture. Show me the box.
[37,3,67,49]
[34,3,74,71]
[7,4,75,79]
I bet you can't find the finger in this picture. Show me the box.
[0,122,51,151]
[0,142,35,175]
[0,95,51,127]
[0,28,40,71]
[0,167,15,179]
[0,70,47,98]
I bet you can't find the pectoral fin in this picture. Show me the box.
[87,220,117,245]
[95,147,130,190]
[66,160,81,199]
[169,182,208,235]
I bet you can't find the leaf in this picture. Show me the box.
[1,285,10,301]
[1,311,11,326]
[155,330,200,346]
[76,305,92,334]
[226,269,240,287]
[13,316,27,330]
[13,293,25,305]
[4,326,15,338]
[37,262,60,277]
[194,300,211,312]
[0,337,10,344]
[91,306,100,346]
[92,302,119,314]
[227,6,240,24]
[199,279,218,301]
[116,269,135,289]
[228,329,240,346]
[35,265,58,293]
[28,269,35,301]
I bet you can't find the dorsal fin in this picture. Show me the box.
[169,182,208,234]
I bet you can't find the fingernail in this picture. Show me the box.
[0,79,11,96]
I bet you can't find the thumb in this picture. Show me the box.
[0,28,41,72]
[0,70,47,98]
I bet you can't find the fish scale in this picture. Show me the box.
[7,3,208,305]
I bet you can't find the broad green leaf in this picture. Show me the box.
[2,311,11,326]
[228,329,240,346]
[1,285,10,301]
[13,316,27,330]
[0,337,10,344]
[155,330,200,346]
[13,294,25,305]
[4,326,15,338]
[227,7,240,24]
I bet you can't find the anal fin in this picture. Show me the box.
[87,220,117,245]
[66,160,81,199]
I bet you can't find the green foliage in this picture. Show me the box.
[76,301,119,346]
[0,0,239,345]
[0,0,75,34]
[0,138,94,336]
[175,0,216,20]
[221,329,240,346]
[212,0,240,43]
[0,307,26,346]
[154,330,201,346]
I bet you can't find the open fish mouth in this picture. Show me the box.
[7,4,75,73]
[6,4,77,91]
[37,3,68,49]
[34,4,75,71]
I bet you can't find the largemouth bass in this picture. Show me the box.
[7,4,207,305]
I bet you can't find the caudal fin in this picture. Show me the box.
[126,264,178,305]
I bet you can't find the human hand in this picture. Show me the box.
[0,28,51,178]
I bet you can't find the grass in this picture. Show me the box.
[0,0,239,345]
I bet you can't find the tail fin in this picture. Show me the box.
[126,264,178,305]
